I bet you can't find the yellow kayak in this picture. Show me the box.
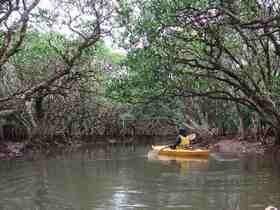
[152,145,209,157]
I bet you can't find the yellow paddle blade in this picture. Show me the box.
[152,145,167,151]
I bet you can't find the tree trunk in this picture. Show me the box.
[236,104,245,139]
[251,112,259,141]
[274,127,280,145]
[35,95,45,120]
[25,100,37,128]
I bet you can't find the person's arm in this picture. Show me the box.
[170,136,181,149]
[174,136,181,147]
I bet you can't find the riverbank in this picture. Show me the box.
[0,142,26,160]
[0,135,279,160]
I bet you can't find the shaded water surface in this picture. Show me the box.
[0,144,279,210]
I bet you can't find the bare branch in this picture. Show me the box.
[0,0,40,69]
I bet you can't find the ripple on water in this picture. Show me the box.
[0,170,38,196]
[165,204,193,208]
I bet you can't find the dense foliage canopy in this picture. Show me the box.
[106,0,280,143]
[1,0,280,145]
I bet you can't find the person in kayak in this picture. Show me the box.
[170,128,191,149]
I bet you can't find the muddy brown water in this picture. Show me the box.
[0,143,279,210]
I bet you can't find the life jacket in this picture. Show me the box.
[176,135,190,149]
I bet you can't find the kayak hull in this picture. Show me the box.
[152,145,209,157]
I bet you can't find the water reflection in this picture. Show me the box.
[147,153,209,176]
[0,145,279,210]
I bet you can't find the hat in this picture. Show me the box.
[179,128,187,135]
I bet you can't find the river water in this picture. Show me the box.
[0,144,279,210]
